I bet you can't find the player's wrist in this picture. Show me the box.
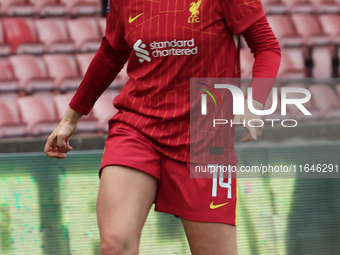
[61,107,83,125]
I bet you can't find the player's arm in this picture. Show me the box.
[242,15,281,106]
[69,37,131,115]
[44,39,131,159]
[234,15,281,142]
[44,1,131,158]
[220,0,281,142]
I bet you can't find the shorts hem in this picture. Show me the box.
[99,157,160,180]
[155,205,237,226]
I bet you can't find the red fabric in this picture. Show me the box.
[100,123,237,225]
[69,37,130,114]
[219,0,265,34]
[241,15,281,106]
[69,0,277,163]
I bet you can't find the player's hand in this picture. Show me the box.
[44,121,75,159]
[44,108,82,159]
[233,99,264,143]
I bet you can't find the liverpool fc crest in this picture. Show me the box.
[188,0,202,23]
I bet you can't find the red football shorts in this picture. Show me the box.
[100,122,238,226]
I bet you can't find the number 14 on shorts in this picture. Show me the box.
[209,164,232,199]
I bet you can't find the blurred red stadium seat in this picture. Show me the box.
[0,93,20,121]
[0,20,11,55]
[286,48,307,68]
[53,92,73,119]
[335,84,340,98]
[266,15,304,47]
[35,18,74,53]
[0,60,12,79]
[284,0,314,13]
[29,0,65,16]
[308,84,340,119]
[286,0,338,13]
[0,100,26,137]
[261,0,286,14]
[35,91,57,120]
[93,90,119,131]
[312,47,333,78]
[59,0,101,16]
[2,18,43,54]
[319,14,340,43]
[310,0,340,13]
[43,54,82,91]
[75,52,96,76]
[16,94,59,135]
[240,48,254,79]
[9,55,54,92]
[278,49,307,78]
[0,59,18,92]
[53,92,98,132]
[291,14,329,46]
[0,0,34,16]
[66,17,101,52]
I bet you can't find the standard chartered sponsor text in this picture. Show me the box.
[150,38,198,57]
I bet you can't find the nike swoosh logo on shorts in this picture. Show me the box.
[129,13,144,23]
[210,201,229,209]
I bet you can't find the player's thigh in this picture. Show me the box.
[181,218,238,255]
[97,165,158,246]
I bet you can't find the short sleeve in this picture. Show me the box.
[105,0,130,50]
[219,0,266,35]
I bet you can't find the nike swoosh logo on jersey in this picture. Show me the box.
[210,201,229,209]
[129,13,144,23]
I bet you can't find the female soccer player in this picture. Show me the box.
[45,0,281,254]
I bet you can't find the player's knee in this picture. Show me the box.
[100,234,138,255]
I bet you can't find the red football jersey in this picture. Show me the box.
[70,0,266,163]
